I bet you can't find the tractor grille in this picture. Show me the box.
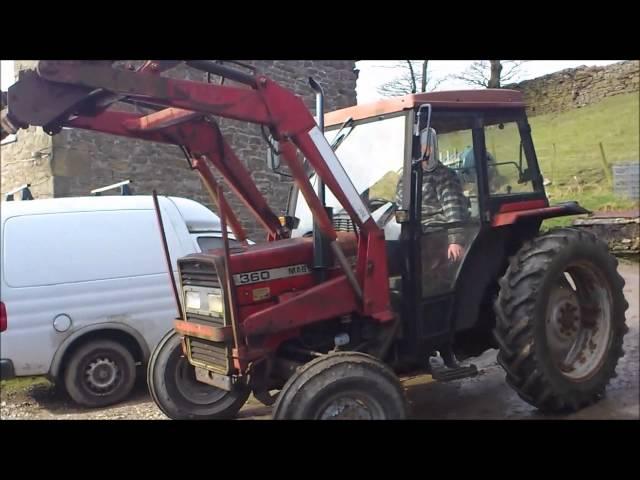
[188,338,229,375]
[180,261,221,288]
[179,259,230,374]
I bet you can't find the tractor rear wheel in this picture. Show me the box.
[494,227,628,413]
[148,331,249,420]
[273,352,407,420]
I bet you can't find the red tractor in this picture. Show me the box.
[1,61,628,419]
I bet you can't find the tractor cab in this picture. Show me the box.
[291,90,550,238]
[287,90,588,365]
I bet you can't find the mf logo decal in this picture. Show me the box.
[233,264,310,286]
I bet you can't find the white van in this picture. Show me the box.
[0,195,240,407]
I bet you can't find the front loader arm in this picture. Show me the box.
[1,60,392,320]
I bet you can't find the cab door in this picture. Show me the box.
[406,111,485,343]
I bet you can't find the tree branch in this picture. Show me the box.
[377,60,443,97]
[406,60,417,94]
[450,60,525,89]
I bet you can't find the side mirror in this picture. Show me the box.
[266,137,314,179]
[413,103,432,163]
[266,138,281,171]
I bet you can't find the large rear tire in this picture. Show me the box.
[494,227,628,413]
[273,352,407,420]
[147,331,249,420]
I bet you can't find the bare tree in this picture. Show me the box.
[452,60,526,88]
[377,60,444,97]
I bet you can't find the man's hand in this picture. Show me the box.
[447,243,464,261]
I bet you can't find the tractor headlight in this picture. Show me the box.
[185,291,201,311]
[208,292,224,317]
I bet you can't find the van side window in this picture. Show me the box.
[3,210,181,288]
[197,236,239,252]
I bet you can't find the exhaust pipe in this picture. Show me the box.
[309,77,332,281]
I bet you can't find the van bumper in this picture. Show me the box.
[0,359,15,380]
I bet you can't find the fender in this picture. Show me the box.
[49,322,154,380]
[492,201,589,227]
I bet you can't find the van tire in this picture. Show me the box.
[63,340,137,408]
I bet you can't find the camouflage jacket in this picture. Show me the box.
[395,165,470,244]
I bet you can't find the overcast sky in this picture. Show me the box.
[355,60,622,103]
[1,60,622,105]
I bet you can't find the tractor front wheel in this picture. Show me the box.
[494,227,628,413]
[273,352,407,420]
[147,331,249,420]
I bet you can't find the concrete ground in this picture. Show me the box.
[1,261,638,420]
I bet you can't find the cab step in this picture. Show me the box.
[428,353,478,382]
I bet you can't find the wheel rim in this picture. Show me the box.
[545,262,613,382]
[84,357,121,395]
[316,391,386,420]
[173,355,227,406]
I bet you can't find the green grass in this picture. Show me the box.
[0,376,51,395]
[542,191,639,230]
[532,92,640,229]
[531,92,639,183]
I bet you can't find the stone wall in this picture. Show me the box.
[1,60,358,241]
[506,60,639,116]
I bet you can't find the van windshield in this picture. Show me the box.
[197,236,240,252]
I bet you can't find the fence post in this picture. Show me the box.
[598,142,613,188]
[552,143,556,182]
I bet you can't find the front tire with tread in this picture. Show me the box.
[147,331,249,420]
[273,352,407,420]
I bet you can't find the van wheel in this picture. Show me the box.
[63,340,137,408]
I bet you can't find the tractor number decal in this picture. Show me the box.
[233,264,310,285]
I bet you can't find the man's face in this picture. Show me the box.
[420,128,440,172]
